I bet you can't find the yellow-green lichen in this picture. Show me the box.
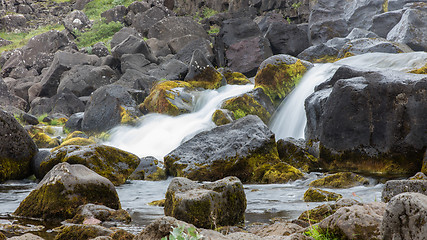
[64,131,88,142]
[148,199,166,207]
[309,172,369,188]
[186,67,224,90]
[31,132,60,148]
[255,162,303,183]
[120,106,138,124]
[212,109,232,126]
[383,0,388,12]
[409,63,427,74]
[51,137,95,151]
[303,187,343,202]
[54,225,112,240]
[223,72,251,85]
[254,60,307,106]
[145,167,167,181]
[222,94,271,124]
[110,229,134,240]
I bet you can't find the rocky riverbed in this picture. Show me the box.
[1,0,427,239]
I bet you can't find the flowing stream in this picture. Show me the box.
[1,52,426,237]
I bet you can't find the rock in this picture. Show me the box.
[382,192,427,240]
[298,198,361,224]
[82,85,140,133]
[148,16,208,42]
[0,223,44,236]
[146,38,171,57]
[140,80,194,116]
[6,233,44,240]
[92,42,110,57]
[101,5,128,24]
[55,224,114,240]
[317,202,386,240]
[226,232,262,240]
[63,10,91,33]
[31,150,51,179]
[254,54,313,106]
[303,187,342,202]
[309,172,369,188]
[64,112,84,132]
[381,179,427,202]
[133,216,195,240]
[248,221,303,238]
[110,27,141,49]
[0,78,28,111]
[387,0,427,11]
[211,109,234,126]
[129,156,166,180]
[184,49,225,89]
[265,22,310,56]
[277,138,318,172]
[52,137,95,151]
[369,9,404,38]
[64,131,89,141]
[29,90,85,117]
[305,65,427,176]
[14,162,120,220]
[0,110,38,182]
[221,88,274,124]
[221,70,252,85]
[148,58,188,81]
[0,14,27,31]
[120,53,151,74]
[174,38,214,65]
[31,132,60,148]
[111,35,157,63]
[41,144,139,185]
[337,38,412,58]
[132,6,168,36]
[2,50,24,78]
[387,7,427,51]
[38,51,100,98]
[22,113,39,125]
[410,172,427,180]
[168,35,201,54]
[164,176,246,229]
[71,203,131,224]
[165,115,302,183]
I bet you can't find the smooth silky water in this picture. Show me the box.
[1,52,426,236]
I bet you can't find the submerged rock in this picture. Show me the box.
[303,188,342,202]
[309,172,369,188]
[164,177,246,229]
[165,115,302,183]
[14,162,120,220]
[381,179,427,202]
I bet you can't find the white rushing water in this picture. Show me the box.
[269,52,427,140]
[105,84,254,159]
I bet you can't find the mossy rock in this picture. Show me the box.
[409,172,427,180]
[164,177,246,229]
[0,110,38,183]
[223,71,252,85]
[31,132,60,148]
[309,172,369,188]
[409,63,427,74]
[110,229,134,240]
[221,93,271,124]
[71,203,131,224]
[140,80,194,116]
[255,162,303,184]
[51,137,95,151]
[64,131,88,142]
[14,162,120,221]
[129,156,167,181]
[0,232,5,240]
[277,138,319,172]
[254,55,312,107]
[211,109,234,126]
[149,199,166,207]
[41,144,140,185]
[54,224,114,240]
[303,187,343,202]
[298,198,360,224]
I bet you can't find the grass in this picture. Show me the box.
[305,226,340,240]
[83,0,135,20]
[74,20,123,49]
[194,7,219,22]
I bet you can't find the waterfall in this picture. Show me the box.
[105,84,254,159]
[269,52,427,140]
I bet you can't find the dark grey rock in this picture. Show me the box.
[148,16,208,42]
[120,53,151,74]
[111,35,158,63]
[146,38,171,57]
[382,180,427,202]
[168,35,201,54]
[132,6,168,36]
[29,89,85,117]
[174,38,214,65]
[110,27,142,49]
[92,42,110,57]
[148,58,188,80]
[297,43,339,62]
[369,10,404,38]
[101,5,128,24]
[31,150,51,179]
[337,38,412,58]
[0,78,28,111]
[265,22,310,56]
[0,14,27,31]
[22,113,39,125]
[64,112,84,132]
[387,0,427,11]
[129,156,161,180]
[63,10,91,33]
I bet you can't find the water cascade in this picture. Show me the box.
[269,52,427,140]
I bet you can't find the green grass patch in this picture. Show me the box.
[74,20,123,49]
[305,226,340,240]
[194,7,219,22]
[0,24,64,53]
[208,25,220,35]
[83,0,135,20]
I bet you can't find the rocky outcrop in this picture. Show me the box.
[382,179,427,202]
[0,110,38,182]
[0,78,27,111]
[39,144,140,185]
[305,65,427,176]
[14,162,120,220]
[164,177,246,229]
[382,192,427,240]
[29,89,85,117]
[165,115,303,183]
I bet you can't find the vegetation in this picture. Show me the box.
[161,225,203,240]
[305,226,340,240]
[194,7,219,22]
[74,20,123,49]
[83,0,134,20]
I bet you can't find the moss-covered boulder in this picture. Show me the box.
[54,224,114,240]
[184,49,225,89]
[128,156,167,180]
[63,131,89,142]
[304,187,343,202]
[277,138,319,172]
[221,88,275,124]
[31,132,60,148]
[298,198,360,224]
[0,110,38,183]
[222,70,252,85]
[256,162,303,184]
[309,172,369,188]
[51,137,95,151]
[71,203,131,224]
[165,115,301,183]
[14,162,120,221]
[211,109,234,126]
[40,144,140,185]
[140,80,194,116]
[254,54,313,106]
[164,176,246,229]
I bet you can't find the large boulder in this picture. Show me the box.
[63,10,91,33]
[14,162,120,220]
[147,16,208,42]
[132,6,168,36]
[277,138,319,172]
[309,172,369,188]
[382,192,427,240]
[165,115,303,183]
[0,110,38,182]
[305,65,427,176]
[164,177,246,229]
[0,78,27,111]
[387,6,427,51]
[184,49,224,89]
[382,179,427,202]
[29,89,85,117]
[254,54,313,107]
[317,202,386,240]
[111,35,157,63]
[337,37,412,58]
[82,85,140,133]
[298,198,361,224]
[369,9,404,38]
[54,224,114,240]
[303,187,342,202]
[39,144,139,185]
[265,22,310,56]
[148,58,188,81]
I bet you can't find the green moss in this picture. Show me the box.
[304,187,343,202]
[51,137,95,151]
[141,80,194,116]
[254,60,307,106]
[258,162,303,183]
[64,131,88,142]
[0,156,31,183]
[309,172,369,188]
[83,0,134,20]
[54,225,112,240]
[32,132,60,148]
[187,67,224,90]
[222,94,271,124]
[212,110,232,126]
[223,72,251,85]
[311,55,341,63]
[120,106,138,124]
[277,139,319,172]
[149,199,166,207]
[145,167,167,181]
[383,0,388,12]
[110,229,134,240]
[409,63,427,74]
